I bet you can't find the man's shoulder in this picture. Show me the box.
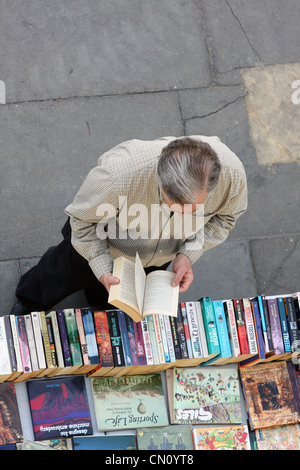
[96,137,177,174]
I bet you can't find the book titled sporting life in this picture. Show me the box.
[26,375,93,440]
[108,252,179,322]
[91,374,169,431]
[166,366,242,425]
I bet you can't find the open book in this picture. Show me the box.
[108,253,179,322]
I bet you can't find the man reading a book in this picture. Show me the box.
[11,136,247,315]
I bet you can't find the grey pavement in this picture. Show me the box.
[1,0,300,315]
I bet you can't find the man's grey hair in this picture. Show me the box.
[156,137,221,204]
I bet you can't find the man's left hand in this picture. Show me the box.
[171,253,194,293]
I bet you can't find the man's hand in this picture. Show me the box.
[99,272,120,293]
[171,253,194,293]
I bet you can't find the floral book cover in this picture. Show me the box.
[166,367,242,425]
[0,382,23,445]
[91,374,169,431]
[193,425,251,450]
[255,423,300,450]
[27,375,93,440]
[239,361,300,430]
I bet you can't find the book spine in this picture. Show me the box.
[64,309,83,366]
[223,300,240,357]
[107,310,125,367]
[145,315,159,364]
[163,315,176,362]
[292,292,300,334]
[195,301,209,358]
[141,317,154,365]
[133,319,147,366]
[185,301,203,358]
[200,297,220,355]
[16,315,32,373]
[159,315,170,362]
[4,316,17,372]
[81,308,100,365]
[212,300,232,357]
[242,298,258,354]
[180,302,193,358]
[152,314,165,364]
[0,317,12,374]
[256,297,270,353]
[267,298,285,355]
[39,311,55,368]
[285,296,300,350]
[46,311,64,367]
[169,316,182,360]
[24,314,40,371]
[56,310,72,366]
[9,315,23,372]
[233,299,249,354]
[277,298,292,353]
[124,315,139,366]
[46,316,58,367]
[31,312,47,369]
[260,296,274,352]
[118,310,133,366]
[75,309,90,366]
[176,305,189,359]
[251,299,265,359]
[94,311,114,368]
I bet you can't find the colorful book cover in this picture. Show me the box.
[81,308,99,365]
[94,311,114,368]
[233,299,249,355]
[242,298,258,354]
[107,310,125,367]
[91,374,169,431]
[200,298,220,356]
[64,309,83,366]
[73,435,137,450]
[137,425,193,450]
[239,361,300,430]
[267,299,285,355]
[166,366,242,425]
[277,298,292,353]
[125,314,139,366]
[255,423,300,450]
[27,375,93,440]
[0,383,23,445]
[193,425,251,450]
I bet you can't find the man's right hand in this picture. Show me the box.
[99,272,120,293]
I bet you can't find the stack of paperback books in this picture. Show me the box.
[1,292,300,382]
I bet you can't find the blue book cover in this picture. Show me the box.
[81,308,99,364]
[212,300,232,357]
[277,298,292,353]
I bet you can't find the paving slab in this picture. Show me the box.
[202,0,300,84]
[182,87,300,239]
[1,0,212,103]
[242,63,300,165]
[179,239,257,302]
[0,91,183,260]
[250,233,300,295]
[0,260,20,315]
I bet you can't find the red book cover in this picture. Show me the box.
[94,311,114,367]
[233,299,249,354]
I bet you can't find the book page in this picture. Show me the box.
[114,257,140,313]
[143,271,179,316]
[134,252,146,314]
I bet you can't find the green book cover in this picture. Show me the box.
[91,374,169,431]
[137,425,193,450]
[200,297,220,355]
[64,309,82,366]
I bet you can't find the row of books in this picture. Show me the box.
[1,292,300,382]
[1,360,299,449]
[4,422,300,451]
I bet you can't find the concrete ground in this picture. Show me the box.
[1,0,300,315]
